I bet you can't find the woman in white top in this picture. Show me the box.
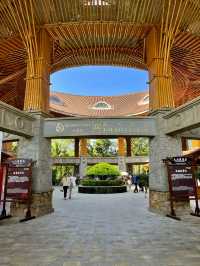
[61,175,71,199]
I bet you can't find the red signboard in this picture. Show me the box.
[6,159,32,201]
[0,159,35,221]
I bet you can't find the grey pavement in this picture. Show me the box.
[0,187,200,266]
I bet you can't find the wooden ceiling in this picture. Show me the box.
[0,0,200,108]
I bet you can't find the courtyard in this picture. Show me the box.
[0,188,199,266]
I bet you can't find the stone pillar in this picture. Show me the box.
[79,138,87,157]
[118,137,126,156]
[182,138,188,151]
[74,138,80,157]
[11,29,53,218]
[118,137,126,172]
[126,137,132,173]
[118,157,126,172]
[149,110,189,215]
[74,138,80,176]
[191,140,200,149]
[117,137,126,172]
[79,138,87,178]
[11,115,53,218]
[79,157,87,178]
[126,137,132,156]
[146,27,175,111]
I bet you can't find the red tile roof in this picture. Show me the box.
[50,91,149,117]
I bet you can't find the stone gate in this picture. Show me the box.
[2,97,200,217]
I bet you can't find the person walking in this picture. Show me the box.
[127,175,132,192]
[61,175,71,200]
[133,175,139,193]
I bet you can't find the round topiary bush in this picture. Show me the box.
[86,162,120,179]
[79,163,126,194]
[80,179,124,186]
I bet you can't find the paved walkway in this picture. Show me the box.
[0,188,200,266]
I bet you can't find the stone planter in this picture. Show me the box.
[78,185,127,194]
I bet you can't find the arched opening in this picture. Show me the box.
[48,65,150,204]
[1,2,200,264]
[50,66,148,96]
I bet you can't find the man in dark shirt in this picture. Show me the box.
[132,175,139,193]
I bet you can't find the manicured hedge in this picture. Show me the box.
[80,179,124,187]
[86,162,120,177]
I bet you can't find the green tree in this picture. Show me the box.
[51,139,74,157]
[11,142,18,154]
[86,162,120,179]
[88,139,117,157]
[131,138,149,156]
[51,139,74,184]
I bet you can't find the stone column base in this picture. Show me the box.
[10,190,54,218]
[149,190,190,216]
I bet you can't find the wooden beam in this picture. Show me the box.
[0,69,25,86]
[146,27,175,110]
[24,29,51,113]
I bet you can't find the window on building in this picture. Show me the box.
[92,101,112,110]
[137,95,149,106]
[143,95,149,104]
[50,95,64,105]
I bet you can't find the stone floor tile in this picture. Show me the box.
[0,188,199,266]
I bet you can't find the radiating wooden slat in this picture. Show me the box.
[0,0,199,110]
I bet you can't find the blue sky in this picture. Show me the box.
[50,66,148,96]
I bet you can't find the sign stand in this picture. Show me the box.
[0,159,36,222]
[166,162,181,220]
[19,172,35,223]
[164,157,200,220]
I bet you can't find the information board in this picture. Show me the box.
[168,164,195,200]
[165,156,200,219]
[0,159,35,222]
[6,159,32,201]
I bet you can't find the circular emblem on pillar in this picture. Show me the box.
[56,123,65,133]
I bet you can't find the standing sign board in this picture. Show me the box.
[6,159,32,201]
[0,159,35,222]
[165,157,200,219]
[167,157,195,200]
